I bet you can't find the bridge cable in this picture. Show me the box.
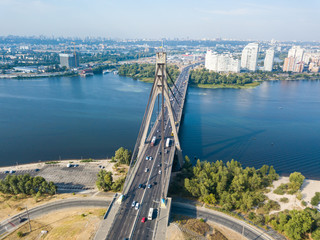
[124,68,160,192]
[166,69,183,98]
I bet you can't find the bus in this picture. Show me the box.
[148,208,154,220]
[165,138,171,148]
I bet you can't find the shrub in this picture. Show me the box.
[296,191,303,201]
[311,192,320,206]
[301,201,307,207]
[280,197,289,203]
[273,183,288,195]
[17,231,23,238]
[80,158,94,163]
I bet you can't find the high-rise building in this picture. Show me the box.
[288,46,304,62]
[283,46,305,72]
[283,57,296,72]
[264,48,275,72]
[241,43,259,71]
[205,50,240,73]
[59,53,79,69]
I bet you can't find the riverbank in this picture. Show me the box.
[0,72,78,79]
[190,81,261,89]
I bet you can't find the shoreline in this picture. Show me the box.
[0,72,78,79]
[189,81,262,89]
[0,158,110,172]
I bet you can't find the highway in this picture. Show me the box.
[107,65,194,240]
[0,198,110,237]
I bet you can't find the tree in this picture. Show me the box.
[96,170,125,192]
[289,172,305,192]
[284,210,313,240]
[114,147,132,165]
[202,194,216,205]
[311,192,320,206]
[112,177,125,192]
[312,229,320,240]
[104,171,113,191]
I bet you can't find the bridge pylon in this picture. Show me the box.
[137,52,182,162]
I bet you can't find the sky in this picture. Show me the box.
[0,0,319,41]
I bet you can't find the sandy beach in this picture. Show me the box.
[266,176,320,214]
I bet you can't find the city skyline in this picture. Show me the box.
[0,0,319,41]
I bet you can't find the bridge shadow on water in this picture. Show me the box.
[202,129,265,160]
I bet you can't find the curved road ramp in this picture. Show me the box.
[171,202,286,240]
[0,198,110,239]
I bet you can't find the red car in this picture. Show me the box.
[141,217,146,223]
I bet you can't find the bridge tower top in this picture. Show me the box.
[156,52,166,64]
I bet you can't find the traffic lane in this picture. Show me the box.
[171,206,267,240]
[127,141,162,239]
[110,139,162,239]
[109,149,154,239]
[133,151,163,240]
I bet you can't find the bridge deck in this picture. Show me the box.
[103,64,195,240]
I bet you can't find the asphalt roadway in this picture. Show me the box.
[0,197,282,240]
[107,65,193,240]
[0,198,110,237]
[171,202,274,240]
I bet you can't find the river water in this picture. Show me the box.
[0,74,319,179]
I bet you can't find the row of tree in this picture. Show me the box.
[184,158,279,212]
[189,69,254,85]
[0,174,57,196]
[118,63,180,82]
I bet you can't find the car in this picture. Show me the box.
[149,156,153,161]
[145,168,149,173]
[158,170,162,174]
[131,201,136,207]
[157,163,162,167]
[147,184,152,189]
[19,218,27,223]
[138,184,143,189]
[145,156,149,161]
[141,217,146,223]
[135,202,140,210]
[153,181,157,185]
[158,151,161,155]
[34,169,40,172]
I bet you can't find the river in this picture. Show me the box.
[0,74,319,179]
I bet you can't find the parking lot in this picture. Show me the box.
[0,160,114,192]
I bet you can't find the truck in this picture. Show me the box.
[165,138,171,148]
[148,208,154,220]
[151,136,156,146]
